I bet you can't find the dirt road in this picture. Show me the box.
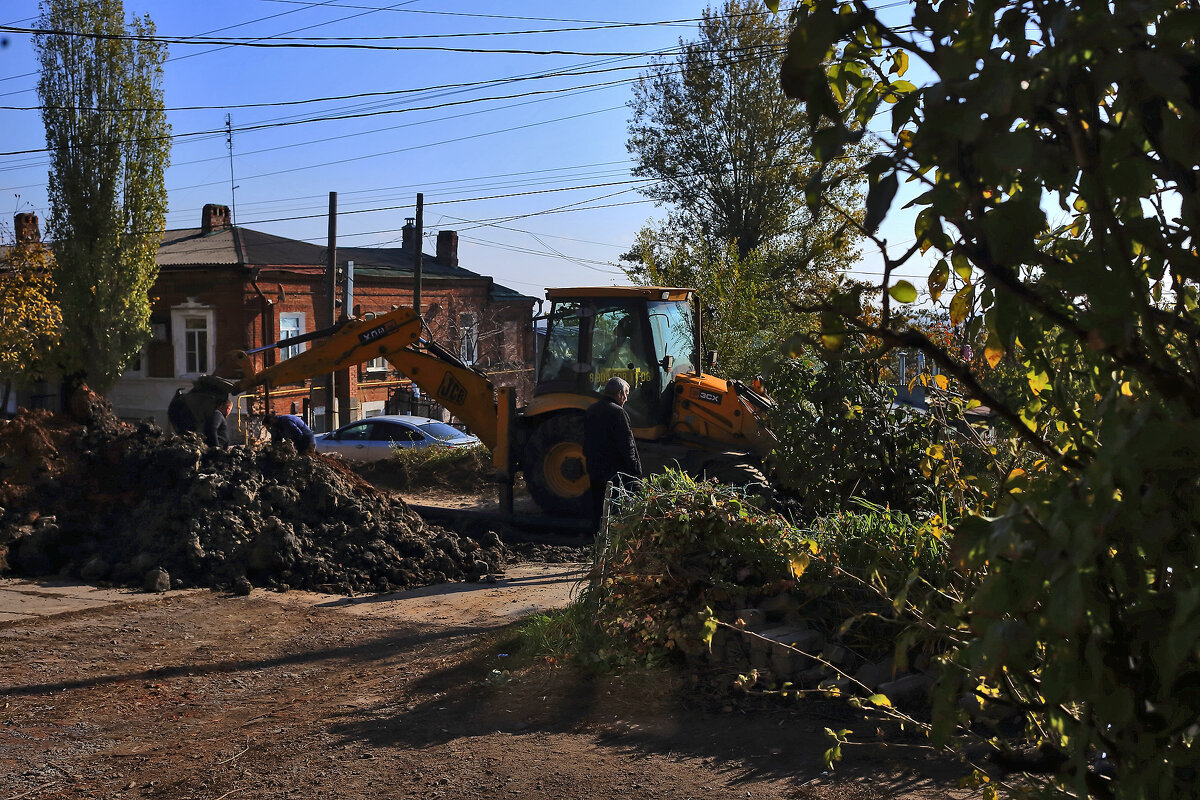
[0,564,962,800]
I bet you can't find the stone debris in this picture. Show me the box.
[0,395,508,595]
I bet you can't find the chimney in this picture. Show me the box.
[14,213,41,245]
[436,230,459,268]
[201,204,231,234]
[401,217,415,253]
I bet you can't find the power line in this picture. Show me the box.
[1,23,699,56]
[0,42,785,158]
[0,56,676,113]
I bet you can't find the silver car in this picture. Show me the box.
[315,415,480,462]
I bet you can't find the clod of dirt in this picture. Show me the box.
[0,398,509,595]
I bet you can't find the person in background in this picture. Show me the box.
[205,397,233,448]
[266,412,316,453]
[583,376,642,533]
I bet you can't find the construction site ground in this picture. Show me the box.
[0,397,962,800]
[2,496,964,800]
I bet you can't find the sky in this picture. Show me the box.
[0,1,910,300]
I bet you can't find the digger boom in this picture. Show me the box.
[227,306,500,450]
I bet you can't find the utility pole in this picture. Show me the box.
[413,192,423,316]
[336,260,354,427]
[225,114,238,225]
[324,192,337,432]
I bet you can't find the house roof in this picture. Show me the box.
[157,224,536,303]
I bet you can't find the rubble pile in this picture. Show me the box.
[0,397,507,595]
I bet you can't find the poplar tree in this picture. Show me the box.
[627,0,862,260]
[35,0,169,390]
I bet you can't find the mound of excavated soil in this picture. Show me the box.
[0,398,507,595]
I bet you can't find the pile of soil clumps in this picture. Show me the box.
[0,392,506,595]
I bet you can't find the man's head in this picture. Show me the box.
[603,376,630,405]
[220,397,233,416]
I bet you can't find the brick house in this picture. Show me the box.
[101,204,537,433]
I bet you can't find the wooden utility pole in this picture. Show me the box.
[413,192,423,315]
[323,191,337,432]
[336,260,354,427]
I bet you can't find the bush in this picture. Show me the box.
[588,470,815,667]
[352,443,494,492]
[766,357,947,519]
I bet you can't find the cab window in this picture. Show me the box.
[647,299,694,380]
[539,301,582,385]
[590,303,658,427]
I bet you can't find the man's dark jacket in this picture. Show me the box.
[273,414,315,452]
[583,396,642,483]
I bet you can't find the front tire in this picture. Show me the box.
[522,414,590,518]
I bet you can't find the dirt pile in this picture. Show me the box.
[0,398,507,595]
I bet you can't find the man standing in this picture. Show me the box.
[169,388,232,447]
[205,397,233,448]
[583,376,642,532]
[267,412,316,453]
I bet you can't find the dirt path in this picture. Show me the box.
[0,566,963,800]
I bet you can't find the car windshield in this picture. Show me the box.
[419,422,469,440]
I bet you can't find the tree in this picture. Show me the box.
[624,225,836,381]
[0,237,62,410]
[778,0,1200,795]
[627,0,862,260]
[35,0,170,391]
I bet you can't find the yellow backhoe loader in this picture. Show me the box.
[174,287,776,517]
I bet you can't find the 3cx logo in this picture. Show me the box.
[438,372,468,406]
[698,389,722,404]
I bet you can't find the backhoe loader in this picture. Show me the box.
[174,287,776,517]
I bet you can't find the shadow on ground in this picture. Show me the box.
[323,628,966,795]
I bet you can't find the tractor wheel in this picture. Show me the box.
[522,413,591,518]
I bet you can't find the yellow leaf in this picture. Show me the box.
[984,329,1005,368]
[897,129,914,148]
[821,333,845,351]
[789,553,811,578]
[867,693,892,708]
[949,285,973,326]
[1120,381,1133,397]
[934,374,949,390]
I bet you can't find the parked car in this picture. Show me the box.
[314,415,480,462]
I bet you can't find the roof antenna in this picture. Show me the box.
[225,113,239,226]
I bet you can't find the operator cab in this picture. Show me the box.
[536,287,697,428]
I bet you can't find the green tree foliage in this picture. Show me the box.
[627,0,863,260]
[624,229,831,380]
[36,0,170,390]
[0,238,63,408]
[777,0,1200,795]
[767,355,952,518]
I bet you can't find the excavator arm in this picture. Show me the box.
[383,343,498,450]
[230,307,424,393]
[224,305,500,449]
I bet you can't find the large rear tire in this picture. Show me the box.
[522,414,590,518]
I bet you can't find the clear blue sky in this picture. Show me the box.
[0,1,908,298]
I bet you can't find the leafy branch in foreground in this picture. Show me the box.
[777,0,1200,796]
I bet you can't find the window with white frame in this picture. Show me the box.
[171,304,215,378]
[459,312,478,364]
[279,312,306,360]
